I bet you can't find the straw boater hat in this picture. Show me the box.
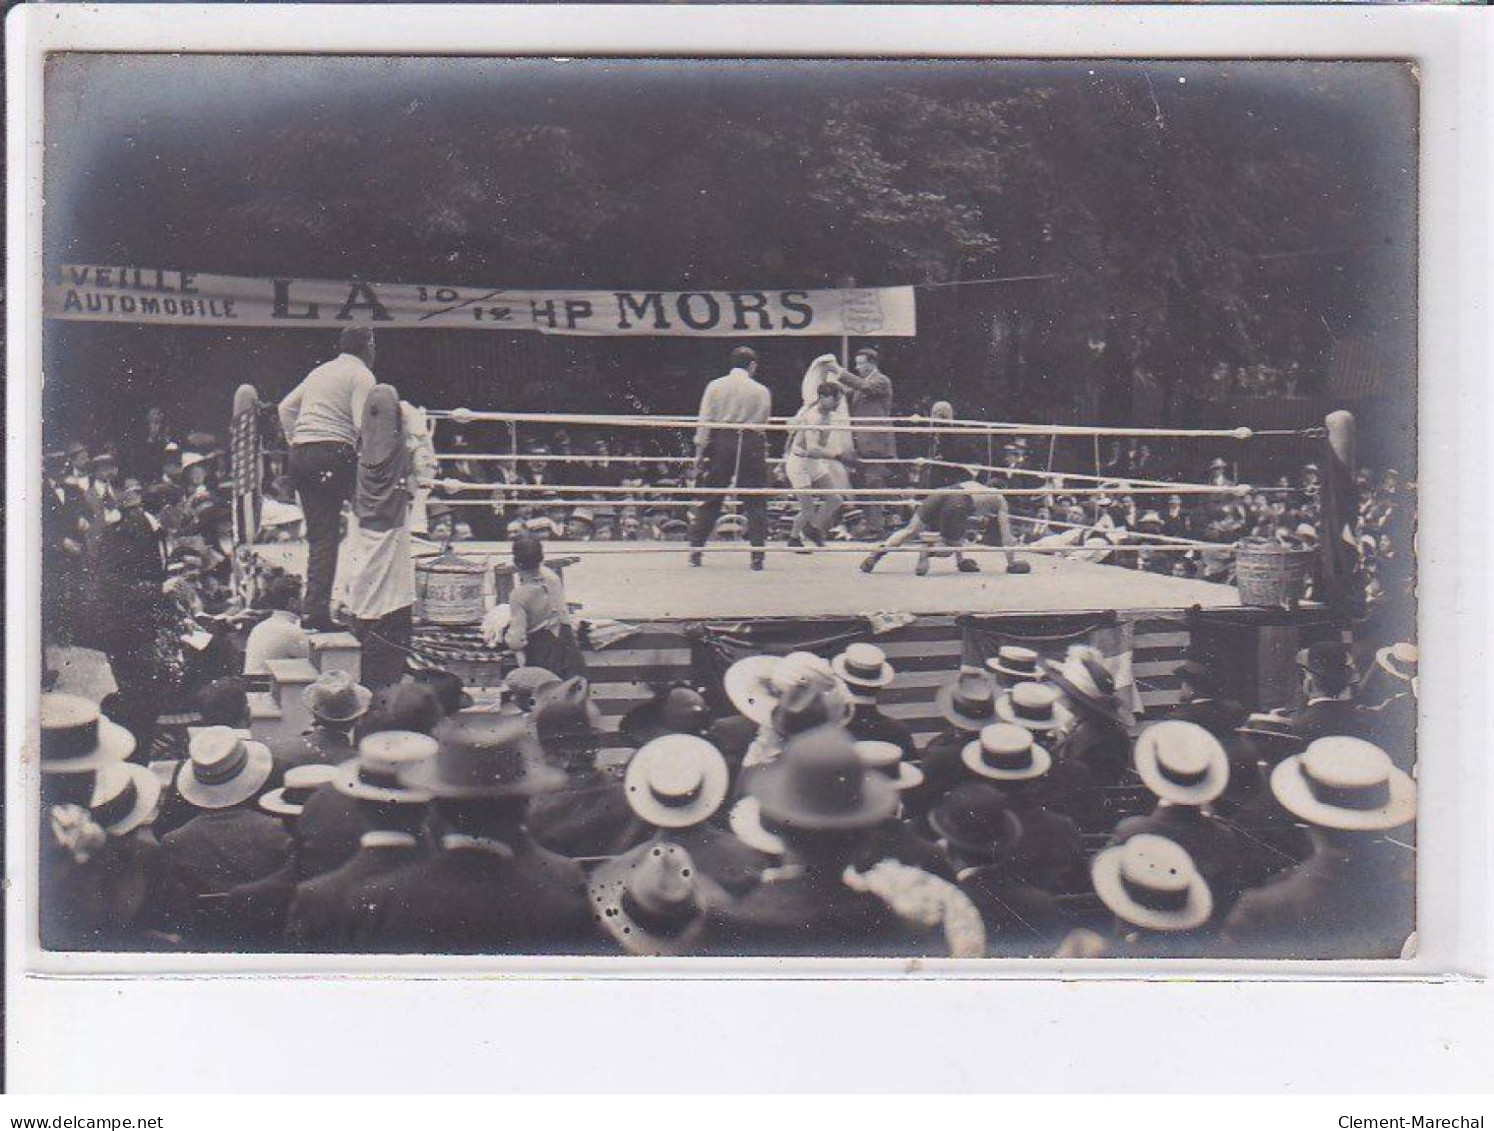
[336,730,438,803]
[1091,834,1213,932]
[624,734,730,829]
[832,643,895,691]
[588,841,727,957]
[853,740,925,792]
[1133,720,1230,806]
[1269,736,1416,832]
[928,782,1025,861]
[179,450,214,473]
[40,693,137,774]
[399,712,566,799]
[994,681,1070,733]
[302,671,373,725]
[985,645,1043,685]
[728,796,786,856]
[177,726,275,810]
[259,763,342,818]
[961,723,1052,783]
[724,651,849,728]
[749,724,899,833]
[935,671,1000,731]
[1375,642,1418,684]
[88,761,162,836]
[259,497,305,530]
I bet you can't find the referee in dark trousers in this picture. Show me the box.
[279,325,378,631]
[688,346,772,571]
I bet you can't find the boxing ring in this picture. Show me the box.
[235,392,1338,742]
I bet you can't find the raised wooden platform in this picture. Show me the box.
[249,539,1231,745]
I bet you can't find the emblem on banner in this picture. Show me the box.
[840,289,886,335]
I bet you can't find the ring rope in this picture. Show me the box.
[431,450,1301,494]
[427,407,1282,441]
[433,480,1258,498]
[406,540,1231,557]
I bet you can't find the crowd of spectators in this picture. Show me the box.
[37,630,1418,959]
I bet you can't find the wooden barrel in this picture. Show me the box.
[414,547,488,626]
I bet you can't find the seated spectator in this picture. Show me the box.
[1222,737,1415,958]
[243,573,310,676]
[1292,642,1372,743]
[1113,721,1246,924]
[928,782,1071,956]
[285,731,438,951]
[1088,834,1218,958]
[270,671,372,782]
[158,728,290,948]
[588,841,725,956]
[354,712,595,954]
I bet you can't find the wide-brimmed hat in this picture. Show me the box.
[619,685,710,745]
[336,730,438,803]
[1091,834,1213,932]
[533,677,606,746]
[724,651,848,728]
[928,782,1024,860]
[40,693,137,774]
[961,723,1052,783]
[853,740,924,792]
[1375,642,1418,684]
[994,682,1070,733]
[89,452,119,471]
[750,724,899,833]
[728,796,787,856]
[259,763,342,817]
[624,734,730,829]
[985,645,1043,685]
[1134,720,1230,805]
[260,498,305,529]
[832,643,895,690]
[65,440,88,460]
[589,841,726,957]
[400,712,566,799]
[302,671,373,725]
[179,450,214,472]
[177,726,274,810]
[89,761,162,835]
[1270,736,1416,832]
[1044,651,1124,721]
[503,666,561,707]
[1297,641,1354,683]
[935,672,1000,731]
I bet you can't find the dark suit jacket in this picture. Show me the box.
[1292,697,1375,745]
[699,870,931,957]
[1221,837,1415,959]
[853,820,957,881]
[295,783,366,879]
[527,769,649,860]
[104,511,167,590]
[912,726,982,813]
[223,861,301,949]
[670,823,772,898]
[355,834,596,954]
[846,702,919,762]
[1167,698,1249,743]
[1356,693,1416,772]
[284,842,426,951]
[1008,800,1086,892]
[269,726,356,786]
[1058,715,1131,787]
[956,865,1070,957]
[159,808,293,946]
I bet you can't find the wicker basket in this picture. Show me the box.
[1234,541,1315,609]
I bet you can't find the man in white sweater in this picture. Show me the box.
[278,326,377,631]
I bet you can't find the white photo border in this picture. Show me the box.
[6,2,1490,1091]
